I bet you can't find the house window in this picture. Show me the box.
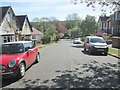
[115,12,120,20]
[7,12,11,22]
[103,22,106,29]
[117,12,120,20]
[7,37,10,42]
[25,35,31,40]
[10,36,13,42]
[7,11,14,22]
[12,14,15,20]
[3,36,13,43]
[32,35,37,40]
[4,36,7,43]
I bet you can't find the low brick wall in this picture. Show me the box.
[112,37,120,49]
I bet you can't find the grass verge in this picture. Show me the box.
[108,48,120,58]
[38,42,54,51]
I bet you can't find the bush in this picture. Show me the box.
[102,33,111,40]
[42,35,51,44]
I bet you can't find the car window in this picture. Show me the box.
[2,43,24,54]
[28,42,35,49]
[90,38,105,43]
[24,42,35,52]
[24,43,30,51]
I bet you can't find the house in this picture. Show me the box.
[31,27,43,42]
[98,11,120,36]
[106,16,112,35]
[0,6,17,43]
[16,15,32,41]
[111,11,120,36]
[98,15,110,34]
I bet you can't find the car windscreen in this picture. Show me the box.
[90,38,105,43]
[1,43,24,54]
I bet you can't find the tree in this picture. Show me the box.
[32,18,43,31]
[70,28,80,38]
[42,24,58,44]
[33,17,59,43]
[65,13,80,30]
[55,21,67,34]
[32,17,50,33]
[79,15,98,36]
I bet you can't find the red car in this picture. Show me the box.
[0,41,40,79]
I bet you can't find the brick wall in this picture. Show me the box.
[112,37,120,49]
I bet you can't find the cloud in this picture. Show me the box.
[1,1,112,21]
[2,0,70,2]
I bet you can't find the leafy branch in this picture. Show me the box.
[71,0,120,13]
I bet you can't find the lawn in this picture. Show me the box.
[109,48,120,58]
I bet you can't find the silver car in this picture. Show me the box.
[84,36,108,55]
[73,38,81,44]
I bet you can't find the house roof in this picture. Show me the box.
[32,27,43,35]
[16,15,26,30]
[0,6,10,24]
[98,16,110,22]
[16,15,32,32]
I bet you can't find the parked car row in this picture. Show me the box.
[73,36,109,56]
[0,41,40,79]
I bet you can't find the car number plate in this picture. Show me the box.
[98,49,104,51]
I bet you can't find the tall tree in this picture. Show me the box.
[32,17,50,33]
[65,13,80,30]
[32,17,59,43]
[79,15,98,36]
[45,24,57,41]
[55,21,67,34]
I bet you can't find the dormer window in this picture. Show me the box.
[7,11,11,22]
[25,23,27,26]
[12,14,15,20]
[7,10,14,22]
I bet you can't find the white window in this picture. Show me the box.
[7,12,10,22]
[10,36,12,42]
[115,12,120,20]
[4,36,7,43]
[32,35,37,40]
[117,12,120,20]
[7,11,14,22]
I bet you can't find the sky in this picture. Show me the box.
[1,0,114,22]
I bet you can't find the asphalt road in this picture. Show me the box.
[2,39,119,88]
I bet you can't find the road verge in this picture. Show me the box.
[108,48,120,59]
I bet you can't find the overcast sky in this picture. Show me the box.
[1,0,113,21]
